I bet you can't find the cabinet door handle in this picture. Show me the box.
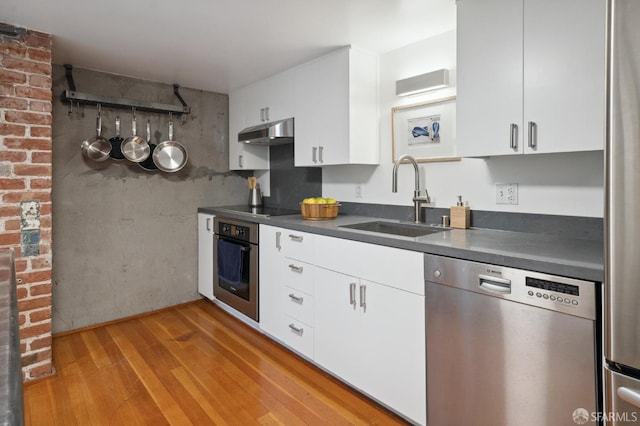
[206,218,211,231]
[288,264,304,273]
[238,155,244,168]
[288,234,303,242]
[312,146,318,163]
[349,282,356,306]
[289,323,304,335]
[275,231,281,250]
[265,107,270,122]
[527,121,537,149]
[288,293,304,304]
[318,146,324,163]
[510,123,518,151]
[260,108,264,122]
[359,284,366,308]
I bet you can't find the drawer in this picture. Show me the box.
[282,286,314,326]
[282,258,314,295]
[279,315,314,359]
[280,229,314,262]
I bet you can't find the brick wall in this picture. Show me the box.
[0,24,53,381]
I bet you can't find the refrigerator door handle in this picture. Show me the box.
[618,387,640,409]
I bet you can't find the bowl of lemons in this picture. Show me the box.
[300,197,340,220]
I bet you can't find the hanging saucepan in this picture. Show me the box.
[153,115,188,172]
[108,115,125,160]
[138,120,158,171]
[81,104,111,162]
[121,108,150,163]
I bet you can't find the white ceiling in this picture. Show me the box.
[0,0,456,93]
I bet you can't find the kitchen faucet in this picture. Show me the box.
[392,154,431,223]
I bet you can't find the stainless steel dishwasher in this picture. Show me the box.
[424,254,601,426]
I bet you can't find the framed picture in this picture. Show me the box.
[391,95,460,163]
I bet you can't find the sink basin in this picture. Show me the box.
[339,221,448,237]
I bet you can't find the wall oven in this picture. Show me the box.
[212,216,258,321]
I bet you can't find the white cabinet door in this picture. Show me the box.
[314,268,427,425]
[456,0,524,157]
[456,0,605,157]
[314,267,361,386]
[244,69,296,125]
[523,0,605,154]
[294,46,378,166]
[259,225,284,336]
[228,86,269,170]
[197,213,215,300]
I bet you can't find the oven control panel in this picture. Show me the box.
[219,222,250,241]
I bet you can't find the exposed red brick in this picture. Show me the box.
[0,41,27,58]
[14,259,27,273]
[18,296,51,313]
[3,219,21,231]
[3,137,51,150]
[30,257,51,269]
[12,165,52,177]
[0,97,28,110]
[29,100,51,113]
[0,178,26,190]
[0,69,27,84]
[25,31,51,50]
[0,206,20,217]
[30,178,52,190]
[29,308,51,323]
[0,232,20,246]
[25,363,53,380]
[18,270,51,284]
[38,216,52,228]
[21,348,51,365]
[26,48,51,63]
[30,335,52,351]
[2,191,51,203]
[0,151,27,162]
[12,247,22,258]
[29,126,51,138]
[39,204,51,215]
[30,283,52,297]
[31,152,51,164]
[28,74,51,89]
[0,83,15,96]
[18,314,26,327]
[5,110,52,125]
[17,287,27,300]
[15,86,51,101]
[0,123,26,136]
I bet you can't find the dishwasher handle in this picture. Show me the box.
[478,274,511,295]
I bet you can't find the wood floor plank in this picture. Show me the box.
[23,300,409,425]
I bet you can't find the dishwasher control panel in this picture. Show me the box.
[424,254,598,320]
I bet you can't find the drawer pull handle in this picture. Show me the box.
[349,282,356,306]
[288,234,303,242]
[288,293,304,304]
[275,231,282,250]
[289,324,304,335]
[288,264,304,273]
[359,284,367,308]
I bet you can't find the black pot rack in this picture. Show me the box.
[61,64,191,116]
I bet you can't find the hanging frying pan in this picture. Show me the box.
[153,115,188,172]
[121,108,150,163]
[108,115,125,160]
[139,120,158,171]
[80,104,111,162]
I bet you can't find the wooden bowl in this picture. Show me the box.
[300,203,340,220]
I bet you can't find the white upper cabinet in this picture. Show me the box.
[456,0,606,157]
[228,69,296,170]
[294,46,379,167]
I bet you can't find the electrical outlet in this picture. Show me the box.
[355,184,363,198]
[496,183,518,205]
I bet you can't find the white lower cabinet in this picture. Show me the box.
[314,267,426,426]
[258,224,425,424]
[197,213,215,300]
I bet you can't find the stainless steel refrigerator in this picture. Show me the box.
[605,0,640,423]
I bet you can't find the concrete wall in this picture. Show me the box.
[51,65,247,333]
[323,31,604,218]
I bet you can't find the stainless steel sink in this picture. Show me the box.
[339,221,448,237]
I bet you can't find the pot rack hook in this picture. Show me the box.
[173,84,190,124]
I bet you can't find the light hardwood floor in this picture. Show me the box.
[23,300,409,425]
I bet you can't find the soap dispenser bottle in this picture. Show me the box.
[450,196,470,229]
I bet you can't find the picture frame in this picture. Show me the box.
[391,95,460,163]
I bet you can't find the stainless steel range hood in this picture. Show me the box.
[238,117,294,145]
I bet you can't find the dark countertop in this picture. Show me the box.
[199,207,604,282]
[0,249,24,425]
